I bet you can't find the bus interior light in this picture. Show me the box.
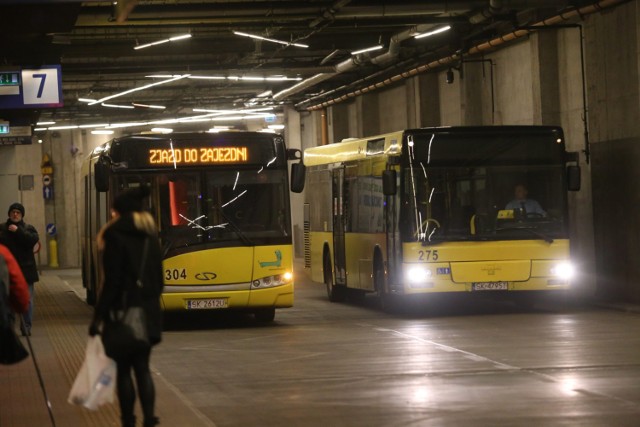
[550,262,575,280]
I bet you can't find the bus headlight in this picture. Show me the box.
[406,266,432,283]
[252,272,293,289]
[550,262,575,280]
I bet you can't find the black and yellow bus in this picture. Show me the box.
[303,126,580,308]
[81,131,303,321]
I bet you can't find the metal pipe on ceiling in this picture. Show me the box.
[469,0,571,24]
[305,0,627,111]
[273,23,439,101]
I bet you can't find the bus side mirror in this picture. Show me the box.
[287,148,302,161]
[290,162,306,193]
[382,170,397,196]
[567,165,581,191]
[94,157,110,192]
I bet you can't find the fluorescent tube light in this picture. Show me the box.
[78,98,97,103]
[91,130,114,135]
[132,103,166,109]
[151,127,173,134]
[48,125,79,130]
[87,74,189,105]
[233,31,308,48]
[414,26,451,39]
[268,124,285,130]
[134,33,191,50]
[351,45,384,55]
[188,75,226,80]
[36,121,55,125]
[101,103,135,109]
[257,90,272,97]
[79,123,109,128]
[34,128,47,131]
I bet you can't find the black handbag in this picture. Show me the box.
[102,237,150,360]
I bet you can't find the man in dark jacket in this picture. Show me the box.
[0,203,40,336]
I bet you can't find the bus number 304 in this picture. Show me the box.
[165,268,187,281]
[418,250,439,261]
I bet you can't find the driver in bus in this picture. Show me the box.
[505,184,546,217]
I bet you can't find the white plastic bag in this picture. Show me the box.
[68,336,116,410]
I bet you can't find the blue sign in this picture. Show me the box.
[43,185,54,200]
[46,223,56,236]
[0,65,63,109]
[264,114,276,123]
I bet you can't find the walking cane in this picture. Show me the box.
[21,316,57,427]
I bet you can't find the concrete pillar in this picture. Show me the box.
[417,73,441,127]
[531,31,561,125]
[328,103,350,143]
[460,61,484,125]
[284,106,305,259]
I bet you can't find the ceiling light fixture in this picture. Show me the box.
[132,103,166,109]
[268,124,285,130]
[91,130,114,135]
[101,103,135,109]
[151,127,173,134]
[351,45,384,55]
[233,31,308,48]
[48,125,79,130]
[87,74,190,105]
[34,128,47,131]
[79,123,110,128]
[414,25,452,39]
[36,121,55,125]
[134,33,192,50]
[78,98,97,103]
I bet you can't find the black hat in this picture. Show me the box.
[8,202,25,217]
[113,186,151,215]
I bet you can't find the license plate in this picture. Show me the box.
[472,282,508,291]
[186,298,228,310]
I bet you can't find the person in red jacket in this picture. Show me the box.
[0,243,29,314]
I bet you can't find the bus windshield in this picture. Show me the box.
[115,167,291,253]
[400,131,568,243]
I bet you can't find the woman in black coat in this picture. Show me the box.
[89,187,164,427]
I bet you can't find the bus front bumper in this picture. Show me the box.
[160,283,294,311]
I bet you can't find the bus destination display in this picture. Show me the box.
[149,146,248,166]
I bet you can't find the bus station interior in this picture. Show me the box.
[3,1,640,426]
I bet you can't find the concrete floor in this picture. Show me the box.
[61,266,640,427]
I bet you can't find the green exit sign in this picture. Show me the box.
[0,72,20,86]
[0,124,9,134]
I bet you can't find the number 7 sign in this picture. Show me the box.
[22,67,62,106]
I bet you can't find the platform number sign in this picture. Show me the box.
[0,65,63,109]
[22,68,60,106]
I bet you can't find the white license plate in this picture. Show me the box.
[472,282,508,291]
[186,298,228,310]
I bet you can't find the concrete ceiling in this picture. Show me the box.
[0,0,596,129]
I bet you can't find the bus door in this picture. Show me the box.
[332,167,347,286]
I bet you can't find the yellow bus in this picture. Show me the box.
[81,131,304,321]
[303,126,581,309]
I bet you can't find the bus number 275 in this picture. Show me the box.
[165,268,187,281]
[418,250,439,261]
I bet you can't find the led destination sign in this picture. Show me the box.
[149,146,248,166]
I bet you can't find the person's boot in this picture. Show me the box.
[143,416,160,426]
[121,415,136,427]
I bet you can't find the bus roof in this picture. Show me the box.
[302,126,564,167]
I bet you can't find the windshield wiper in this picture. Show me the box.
[219,209,255,246]
[495,226,554,244]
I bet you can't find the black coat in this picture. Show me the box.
[94,214,164,346]
[0,220,40,283]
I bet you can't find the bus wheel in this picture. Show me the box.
[254,308,276,322]
[324,253,346,302]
